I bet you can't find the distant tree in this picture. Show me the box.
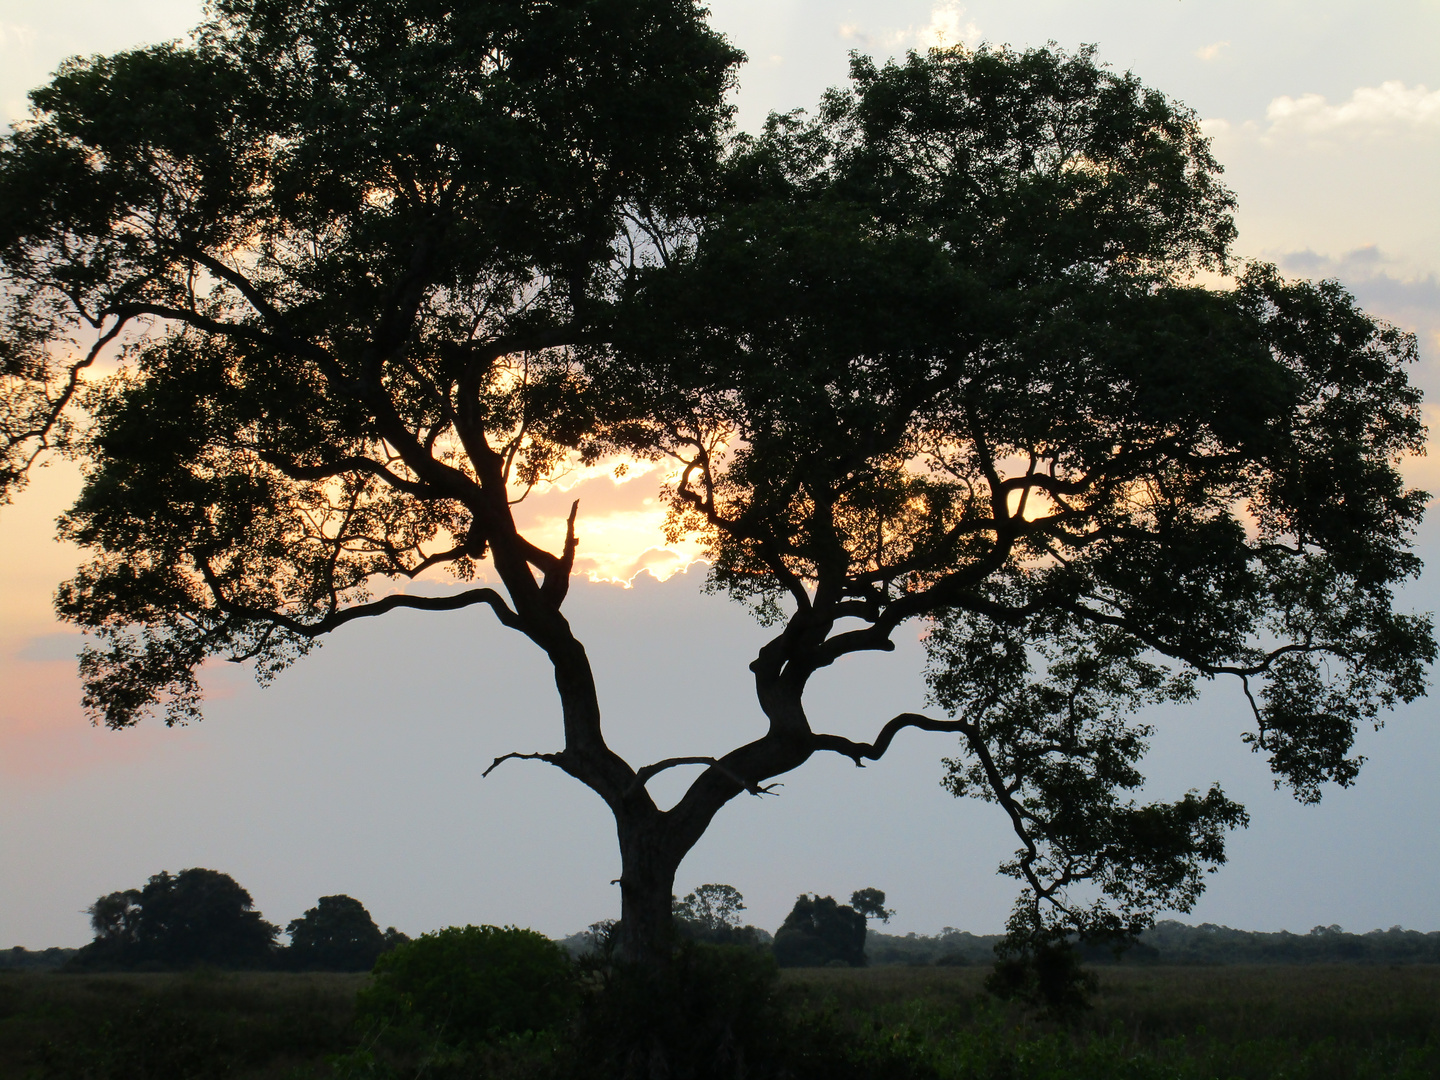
[381,926,411,952]
[86,887,142,946]
[848,889,894,924]
[285,894,386,971]
[772,894,867,968]
[1,0,1430,980]
[674,884,746,932]
[672,883,767,947]
[70,868,277,970]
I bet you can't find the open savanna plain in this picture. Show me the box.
[1,963,1437,1079]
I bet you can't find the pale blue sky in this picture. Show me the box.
[1,1,1437,947]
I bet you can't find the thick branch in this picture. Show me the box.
[629,756,782,797]
[256,451,432,498]
[813,711,968,765]
[199,562,523,637]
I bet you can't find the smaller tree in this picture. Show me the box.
[70,868,277,970]
[772,894,868,968]
[673,883,768,947]
[285,894,386,971]
[673,884,746,932]
[848,889,894,924]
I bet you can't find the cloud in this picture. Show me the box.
[839,1,981,55]
[0,23,38,52]
[1195,41,1230,62]
[507,463,708,586]
[1277,246,1440,315]
[1273,246,1440,494]
[1266,82,1440,138]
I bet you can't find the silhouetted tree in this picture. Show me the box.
[673,883,767,947]
[285,894,386,971]
[674,884,746,932]
[772,894,867,968]
[70,868,277,970]
[2,0,1430,975]
[849,889,894,924]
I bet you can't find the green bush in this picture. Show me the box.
[355,925,577,1051]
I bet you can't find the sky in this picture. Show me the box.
[2,0,1439,948]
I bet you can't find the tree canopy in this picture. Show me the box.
[0,1,1430,968]
[773,894,869,968]
[285,893,387,972]
[73,868,278,971]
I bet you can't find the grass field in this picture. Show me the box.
[2,964,1437,1078]
[780,965,1440,1078]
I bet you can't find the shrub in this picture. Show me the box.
[568,942,785,1079]
[985,935,1097,1019]
[355,925,576,1051]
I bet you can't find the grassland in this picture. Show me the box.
[1,963,1436,1078]
[781,965,1440,1078]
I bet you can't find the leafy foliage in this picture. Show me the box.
[0,1,1430,979]
[672,883,771,948]
[674,883,747,931]
[356,925,577,1050]
[849,888,895,923]
[0,0,741,726]
[284,894,386,972]
[773,895,869,969]
[70,868,278,971]
[613,43,1433,965]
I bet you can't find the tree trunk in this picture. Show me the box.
[614,816,683,965]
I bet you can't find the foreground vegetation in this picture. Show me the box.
[3,962,1437,1079]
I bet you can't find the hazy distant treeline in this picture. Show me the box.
[0,947,79,971]
[863,921,1440,967]
[9,909,1440,973]
[1131,921,1440,966]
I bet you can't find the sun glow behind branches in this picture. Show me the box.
[508,456,708,586]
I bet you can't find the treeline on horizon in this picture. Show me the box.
[862,921,1440,967]
[3,869,410,975]
[6,868,1439,972]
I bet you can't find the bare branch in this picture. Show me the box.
[482,749,565,777]
[629,756,782,797]
[2,315,128,498]
[256,451,432,498]
[813,711,968,765]
[198,559,524,636]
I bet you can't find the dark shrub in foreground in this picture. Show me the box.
[356,925,576,1050]
[567,942,786,1079]
[986,934,1097,1019]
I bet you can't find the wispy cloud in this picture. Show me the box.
[1278,248,1440,495]
[1195,41,1229,62]
[0,22,38,52]
[1266,82,1440,137]
[839,1,981,55]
